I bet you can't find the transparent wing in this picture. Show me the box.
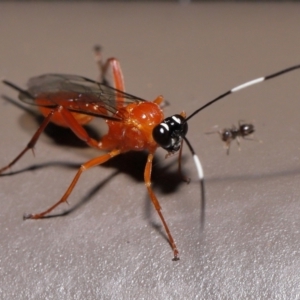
[19,74,146,120]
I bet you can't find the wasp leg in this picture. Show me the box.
[144,152,179,261]
[0,108,59,174]
[24,149,121,219]
[94,46,125,109]
[59,107,103,149]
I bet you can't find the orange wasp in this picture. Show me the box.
[1,47,299,260]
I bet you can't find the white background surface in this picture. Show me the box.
[0,2,300,299]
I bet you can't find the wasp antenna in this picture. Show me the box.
[185,64,300,122]
[2,80,34,99]
[183,136,205,229]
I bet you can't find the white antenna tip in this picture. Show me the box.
[193,154,204,180]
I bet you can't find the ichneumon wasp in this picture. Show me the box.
[1,47,299,260]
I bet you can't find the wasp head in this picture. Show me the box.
[152,114,188,153]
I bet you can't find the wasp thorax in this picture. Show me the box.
[152,114,188,152]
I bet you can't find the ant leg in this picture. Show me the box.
[225,140,231,155]
[217,130,223,140]
[204,124,220,135]
[144,152,179,261]
[0,108,59,174]
[24,149,121,219]
[236,136,241,151]
[243,136,263,143]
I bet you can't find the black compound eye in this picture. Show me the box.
[153,114,188,152]
[153,123,172,149]
[168,115,187,133]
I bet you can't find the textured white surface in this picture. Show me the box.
[0,2,300,299]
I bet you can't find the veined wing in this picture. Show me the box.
[19,74,146,121]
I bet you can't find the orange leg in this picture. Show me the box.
[0,106,107,174]
[24,149,121,219]
[94,46,125,109]
[144,152,179,261]
[59,107,102,149]
[59,49,126,145]
[1,50,126,174]
[0,108,59,174]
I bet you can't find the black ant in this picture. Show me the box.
[207,121,258,154]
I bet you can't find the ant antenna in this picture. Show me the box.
[185,64,300,122]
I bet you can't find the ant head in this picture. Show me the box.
[152,114,188,152]
[221,129,233,142]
